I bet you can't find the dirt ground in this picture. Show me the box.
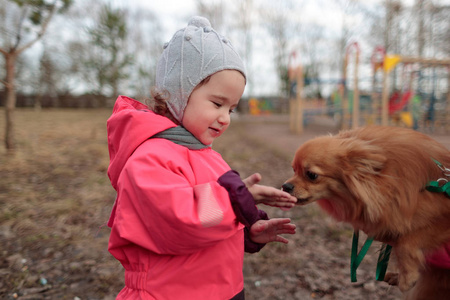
[1,110,449,300]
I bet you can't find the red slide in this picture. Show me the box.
[389,90,412,115]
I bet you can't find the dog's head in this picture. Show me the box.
[282,135,387,224]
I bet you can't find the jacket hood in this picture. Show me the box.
[107,95,176,189]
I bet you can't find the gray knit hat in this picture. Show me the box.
[156,16,246,123]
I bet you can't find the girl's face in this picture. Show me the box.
[182,70,245,145]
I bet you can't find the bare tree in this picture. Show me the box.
[433,4,450,57]
[301,23,325,98]
[0,0,72,152]
[84,4,133,98]
[416,0,450,58]
[195,0,225,31]
[34,39,60,109]
[235,0,255,95]
[126,9,162,99]
[258,1,295,97]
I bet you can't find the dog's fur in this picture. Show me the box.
[282,125,450,299]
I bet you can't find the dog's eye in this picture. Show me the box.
[306,170,318,181]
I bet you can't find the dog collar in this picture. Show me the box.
[350,230,392,282]
[426,159,450,197]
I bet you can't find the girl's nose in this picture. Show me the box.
[218,110,230,125]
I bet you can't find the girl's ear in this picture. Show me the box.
[340,140,387,222]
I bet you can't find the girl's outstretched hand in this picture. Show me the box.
[243,173,297,209]
[249,218,296,244]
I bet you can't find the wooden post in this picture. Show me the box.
[371,46,386,126]
[289,99,295,132]
[294,65,304,134]
[371,68,379,125]
[341,53,349,130]
[381,68,389,126]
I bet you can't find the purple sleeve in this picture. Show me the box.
[217,170,260,228]
[244,209,269,253]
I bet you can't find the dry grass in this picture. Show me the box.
[0,108,121,298]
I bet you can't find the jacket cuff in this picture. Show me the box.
[218,170,259,228]
[244,210,269,253]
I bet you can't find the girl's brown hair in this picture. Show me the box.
[147,75,212,124]
[147,87,178,124]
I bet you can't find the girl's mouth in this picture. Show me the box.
[209,127,221,137]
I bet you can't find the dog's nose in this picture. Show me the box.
[282,183,294,193]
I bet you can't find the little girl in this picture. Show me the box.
[106,16,297,300]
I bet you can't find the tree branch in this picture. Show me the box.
[0,78,11,89]
[16,3,58,55]
[12,5,30,51]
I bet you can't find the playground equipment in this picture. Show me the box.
[248,97,274,115]
[288,42,360,133]
[380,55,450,132]
[346,45,450,131]
[388,90,413,115]
[248,98,260,115]
[288,43,450,133]
[288,48,355,133]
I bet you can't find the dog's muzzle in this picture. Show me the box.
[282,183,294,194]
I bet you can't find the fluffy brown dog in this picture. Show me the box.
[282,125,450,299]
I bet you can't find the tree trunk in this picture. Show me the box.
[4,52,17,152]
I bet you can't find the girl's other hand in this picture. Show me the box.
[249,218,296,244]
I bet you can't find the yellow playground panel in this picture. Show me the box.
[391,111,413,128]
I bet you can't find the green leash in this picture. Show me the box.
[426,179,450,196]
[375,243,392,281]
[351,231,373,282]
[350,230,392,282]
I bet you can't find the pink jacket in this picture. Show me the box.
[107,96,245,299]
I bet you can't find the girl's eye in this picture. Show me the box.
[229,108,236,114]
[213,102,221,108]
[305,170,318,181]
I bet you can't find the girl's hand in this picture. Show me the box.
[243,173,297,209]
[249,218,296,244]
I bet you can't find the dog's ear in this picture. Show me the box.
[340,140,387,222]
